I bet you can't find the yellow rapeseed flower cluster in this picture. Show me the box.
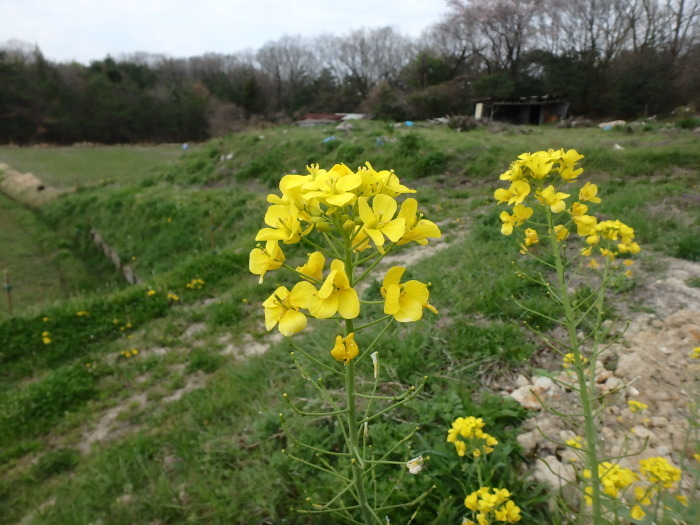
[627,400,648,413]
[447,416,499,458]
[463,487,521,524]
[494,149,640,261]
[562,352,588,369]
[638,456,682,488]
[250,163,441,347]
[186,278,205,289]
[583,462,637,502]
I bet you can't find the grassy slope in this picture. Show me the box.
[0,122,699,524]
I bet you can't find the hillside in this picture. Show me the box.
[0,120,699,524]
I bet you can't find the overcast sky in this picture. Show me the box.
[2,0,447,64]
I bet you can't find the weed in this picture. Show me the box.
[32,448,81,479]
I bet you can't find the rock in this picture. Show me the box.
[517,430,540,454]
[510,385,542,410]
[651,416,669,427]
[515,374,531,387]
[533,455,576,489]
[533,375,554,393]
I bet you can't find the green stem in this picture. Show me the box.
[546,209,603,525]
[345,350,375,524]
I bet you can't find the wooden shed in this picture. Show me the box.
[474,95,569,125]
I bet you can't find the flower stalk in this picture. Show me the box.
[249,162,441,523]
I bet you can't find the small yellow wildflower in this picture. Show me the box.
[692,347,700,359]
[566,436,583,449]
[76,310,89,316]
[42,317,49,322]
[630,505,646,520]
[167,293,180,301]
[563,352,588,368]
[628,400,648,413]
[146,289,156,296]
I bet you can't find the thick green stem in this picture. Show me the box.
[345,349,375,524]
[546,210,604,524]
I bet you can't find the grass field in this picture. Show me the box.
[0,144,189,188]
[0,121,699,524]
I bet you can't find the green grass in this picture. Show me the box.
[0,123,698,524]
[0,193,122,321]
[0,144,188,188]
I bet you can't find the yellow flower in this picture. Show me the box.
[42,317,49,322]
[628,400,648,413]
[523,228,539,246]
[692,347,700,359]
[569,201,588,217]
[499,204,533,235]
[356,194,406,252]
[579,182,602,203]
[583,462,637,498]
[302,163,362,207]
[554,224,569,241]
[494,187,514,205]
[307,260,360,319]
[396,198,442,246]
[630,505,646,520]
[634,486,652,505]
[146,289,156,296]
[573,214,598,237]
[295,251,325,282]
[464,487,520,524]
[357,162,415,197]
[263,282,315,336]
[447,416,498,457]
[167,293,180,301]
[330,332,359,364]
[536,185,570,213]
[255,203,307,244]
[76,310,89,317]
[505,180,531,205]
[249,240,285,283]
[518,151,553,179]
[638,456,681,488]
[494,500,521,523]
[566,436,584,449]
[381,266,437,322]
[563,352,588,368]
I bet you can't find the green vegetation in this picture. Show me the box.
[0,124,698,524]
[0,144,187,188]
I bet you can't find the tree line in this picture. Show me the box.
[1,0,698,144]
